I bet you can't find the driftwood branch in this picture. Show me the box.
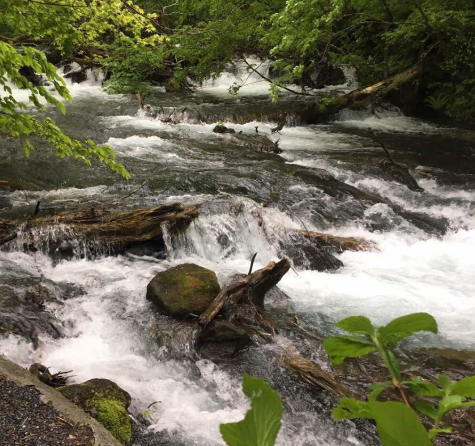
[199,259,290,327]
[278,348,357,398]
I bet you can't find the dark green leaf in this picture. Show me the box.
[414,401,438,420]
[386,350,401,381]
[335,316,376,336]
[378,313,438,348]
[220,374,283,446]
[324,336,377,365]
[404,378,443,397]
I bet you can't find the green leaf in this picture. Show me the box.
[404,378,443,397]
[335,316,376,336]
[385,350,401,381]
[438,375,453,393]
[323,335,377,365]
[368,382,392,402]
[368,402,433,446]
[438,395,466,417]
[332,398,373,421]
[428,428,452,439]
[414,401,438,420]
[220,375,283,446]
[451,376,475,398]
[378,313,438,348]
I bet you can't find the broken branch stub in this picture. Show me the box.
[198,259,291,327]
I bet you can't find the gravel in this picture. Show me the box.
[0,375,95,446]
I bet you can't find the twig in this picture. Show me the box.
[368,128,396,164]
[57,417,74,427]
[248,252,258,275]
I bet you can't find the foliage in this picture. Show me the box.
[3,0,475,120]
[325,313,475,445]
[0,41,129,177]
[220,374,283,446]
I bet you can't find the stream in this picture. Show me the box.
[1,62,475,446]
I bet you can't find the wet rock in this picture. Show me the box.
[199,319,250,343]
[198,319,252,360]
[59,379,132,445]
[64,64,88,84]
[0,281,63,344]
[29,363,53,386]
[143,104,158,119]
[0,259,84,344]
[278,236,343,271]
[213,124,236,134]
[303,63,346,89]
[146,263,221,318]
[19,66,48,87]
[379,160,424,192]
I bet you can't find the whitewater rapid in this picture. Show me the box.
[1,61,474,446]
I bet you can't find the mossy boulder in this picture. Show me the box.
[146,263,221,318]
[59,378,132,445]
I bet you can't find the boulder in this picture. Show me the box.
[59,379,132,445]
[146,263,221,318]
[213,124,236,134]
[19,66,48,87]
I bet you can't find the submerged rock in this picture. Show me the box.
[0,259,84,345]
[213,124,236,134]
[59,379,132,445]
[146,263,221,318]
[379,160,424,192]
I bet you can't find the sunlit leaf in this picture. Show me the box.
[220,375,283,446]
[368,402,433,446]
[323,335,377,365]
[335,316,376,336]
[378,313,438,348]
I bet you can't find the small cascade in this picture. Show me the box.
[7,224,120,261]
[340,65,359,89]
[201,56,273,94]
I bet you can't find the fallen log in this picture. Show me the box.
[0,203,199,252]
[198,259,290,327]
[277,348,357,398]
[301,64,423,123]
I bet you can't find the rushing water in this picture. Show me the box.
[1,62,475,445]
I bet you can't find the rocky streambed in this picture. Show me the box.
[1,66,475,446]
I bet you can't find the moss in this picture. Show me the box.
[95,399,132,445]
[146,263,221,317]
[59,379,132,444]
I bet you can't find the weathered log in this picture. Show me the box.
[0,204,199,249]
[198,259,291,327]
[345,64,423,109]
[301,64,423,123]
[277,348,357,398]
[275,227,372,253]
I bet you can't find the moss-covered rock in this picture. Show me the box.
[146,263,221,318]
[59,379,131,445]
